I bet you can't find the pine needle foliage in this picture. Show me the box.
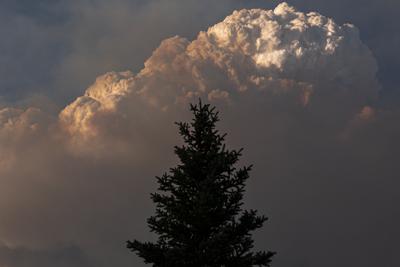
[127,100,275,267]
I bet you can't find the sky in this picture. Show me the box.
[0,1,399,267]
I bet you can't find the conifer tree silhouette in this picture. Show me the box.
[127,100,275,266]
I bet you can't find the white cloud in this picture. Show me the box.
[58,2,379,156]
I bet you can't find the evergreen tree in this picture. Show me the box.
[127,100,275,267]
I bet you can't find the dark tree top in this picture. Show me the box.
[127,100,275,267]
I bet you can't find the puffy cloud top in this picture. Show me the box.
[59,71,133,140]
[60,2,379,150]
[210,3,373,78]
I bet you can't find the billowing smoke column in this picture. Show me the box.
[0,2,380,160]
[58,2,379,156]
[0,3,391,267]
